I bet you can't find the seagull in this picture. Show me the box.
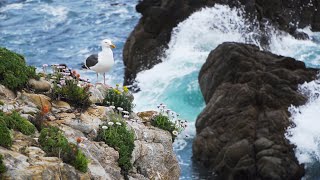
[82,39,116,85]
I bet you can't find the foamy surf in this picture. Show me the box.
[132,4,320,179]
[286,79,320,178]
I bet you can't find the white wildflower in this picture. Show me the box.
[102,126,108,130]
[60,80,66,86]
[123,115,129,119]
[122,111,129,114]
[108,122,114,126]
[116,122,122,126]
[109,105,115,109]
[79,143,87,148]
[42,64,48,67]
[172,130,179,136]
[117,107,123,111]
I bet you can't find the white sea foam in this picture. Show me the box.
[286,80,320,164]
[131,4,320,175]
[37,4,69,30]
[0,3,24,12]
[133,5,259,114]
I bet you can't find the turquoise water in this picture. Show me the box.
[1,1,320,179]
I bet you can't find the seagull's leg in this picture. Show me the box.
[96,73,98,83]
[95,73,99,86]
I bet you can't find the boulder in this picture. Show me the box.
[123,0,320,85]
[21,92,52,111]
[89,84,107,104]
[137,111,157,123]
[0,84,16,99]
[192,42,317,179]
[28,78,51,92]
[128,121,180,179]
[61,113,103,134]
[52,100,71,110]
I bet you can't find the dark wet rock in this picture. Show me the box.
[192,42,318,179]
[123,0,320,85]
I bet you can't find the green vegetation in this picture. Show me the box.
[151,114,176,134]
[0,101,4,106]
[0,111,36,148]
[0,47,37,91]
[0,122,12,148]
[39,126,89,173]
[102,86,134,112]
[152,104,188,141]
[96,120,135,173]
[51,79,92,110]
[0,111,35,136]
[73,150,89,173]
[9,112,35,135]
[0,154,6,174]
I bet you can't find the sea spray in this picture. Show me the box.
[286,80,320,178]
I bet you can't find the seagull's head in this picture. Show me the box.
[101,39,116,49]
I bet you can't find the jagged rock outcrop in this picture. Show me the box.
[123,0,320,85]
[192,42,318,179]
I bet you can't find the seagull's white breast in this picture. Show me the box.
[90,48,114,73]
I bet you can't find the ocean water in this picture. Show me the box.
[1,1,320,179]
[0,0,139,85]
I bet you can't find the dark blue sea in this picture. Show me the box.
[1,1,320,179]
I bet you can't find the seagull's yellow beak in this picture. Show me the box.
[110,44,116,49]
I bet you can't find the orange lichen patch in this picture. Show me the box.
[137,111,158,122]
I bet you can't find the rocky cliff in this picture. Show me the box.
[192,42,318,179]
[123,0,320,85]
[0,84,180,180]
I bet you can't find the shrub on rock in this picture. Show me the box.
[102,86,134,112]
[96,120,134,173]
[0,154,6,174]
[9,111,35,135]
[39,126,89,173]
[0,111,35,135]
[51,79,91,110]
[73,150,89,173]
[0,48,37,91]
[0,121,12,148]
